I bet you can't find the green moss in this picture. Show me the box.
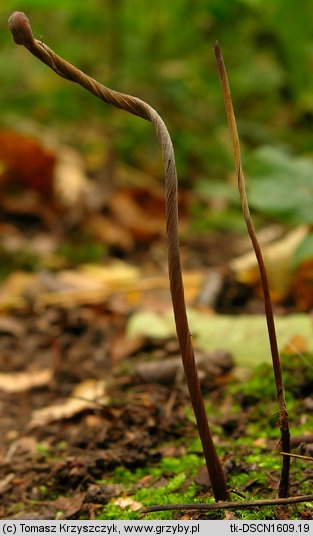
[35,442,50,456]
[244,451,281,473]
[56,440,68,450]
[236,506,276,520]
[187,437,202,452]
[0,245,41,280]
[98,505,141,521]
[160,454,201,475]
[98,356,312,520]
[143,512,174,521]
[56,239,105,266]
[98,453,206,520]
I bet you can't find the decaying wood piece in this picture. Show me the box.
[133,349,233,385]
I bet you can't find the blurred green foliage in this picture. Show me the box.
[292,234,313,268]
[246,146,313,225]
[1,0,313,224]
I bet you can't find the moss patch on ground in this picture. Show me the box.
[98,356,313,520]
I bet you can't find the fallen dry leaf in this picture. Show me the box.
[28,379,108,428]
[0,261,204,311]
[230,226,309,301]
[34,261,141,308]
[108,332,145,363]
[194,465,210,488]
[110,189,164,241]
[80,262,140,286]
[292,258,313,311]
[0,315,25,337]
[0,271,36,311]
[253,437,267,449]
[53,491,86,518]
[0,368,53,393]
[0,130,56,202]
[0,473,15,494]
[113,496,143,511]
[86,213,134,251]
[282,334,308,356]
[54,146,94,207]
[4,436,38,462]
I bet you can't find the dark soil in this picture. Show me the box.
[0,304,312,520]
[0,205,311,520]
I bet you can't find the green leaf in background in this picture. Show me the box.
[292,232,313,268]
[246,146,313,225]
[196,179,239,205]
[127,309,313,367]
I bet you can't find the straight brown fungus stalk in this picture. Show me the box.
[214,42,291,498]
[8,12,230,502]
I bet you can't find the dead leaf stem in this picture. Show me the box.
[214,41,291,498]
[8,12,229,501]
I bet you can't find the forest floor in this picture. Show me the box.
[0,132,312,520]
[0,240,312,520]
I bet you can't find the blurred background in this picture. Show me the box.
[1,3,313,518]
[0,0,312,309]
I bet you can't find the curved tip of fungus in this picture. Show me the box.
[8,11,34,46]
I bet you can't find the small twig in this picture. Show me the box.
[281,452,313,462]
[143,495,313,513]
[8,12,229,502]
[214,42,291,498]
